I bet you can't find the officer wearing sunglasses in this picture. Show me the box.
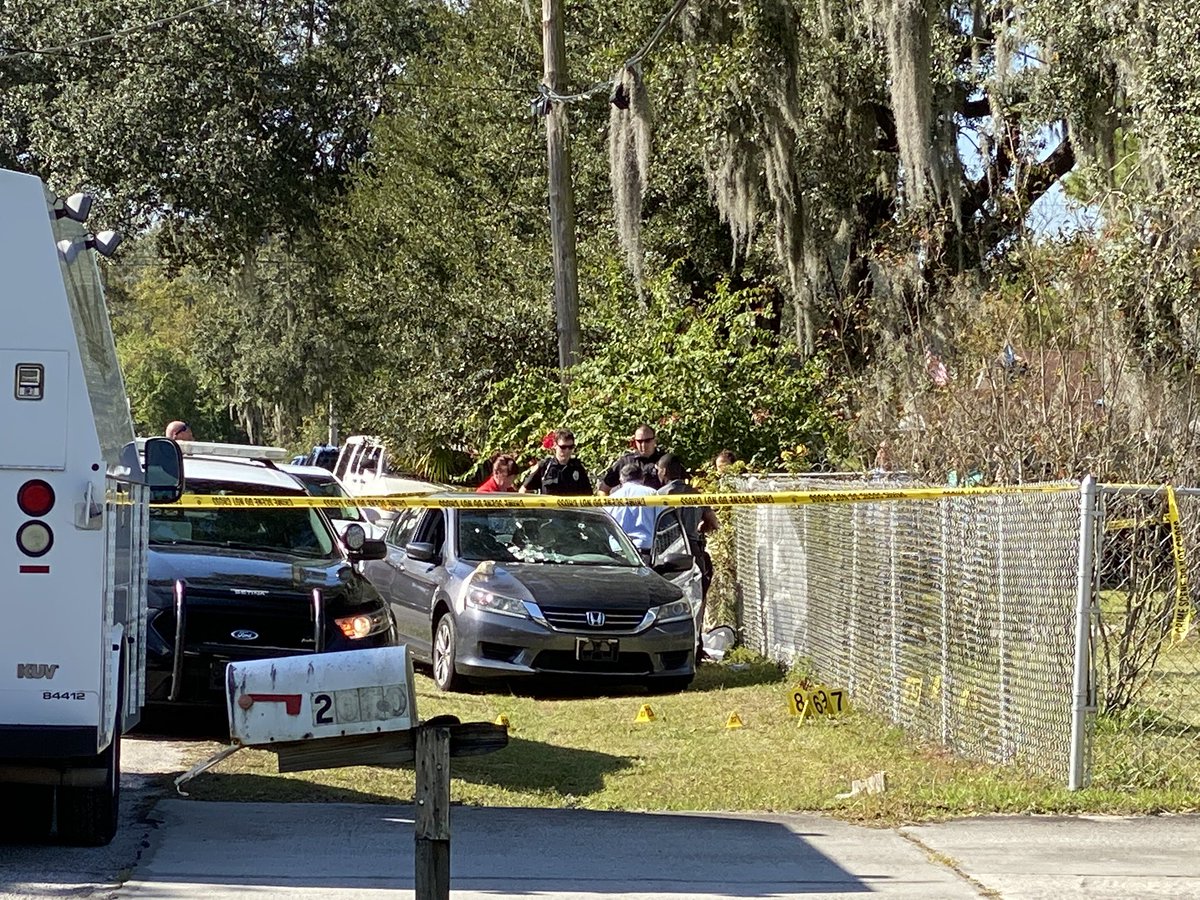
[519,428,592,495]
[597,424,665,495]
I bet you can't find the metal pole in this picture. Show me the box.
[997,497,1010,761]
[848,505,859,695]
[541,0,581,371]
[890,504,900,722]
[1069,476,1098,790]
[940,501,950,745]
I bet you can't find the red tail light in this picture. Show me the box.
[17,480,55,517]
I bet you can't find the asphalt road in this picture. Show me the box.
[2,738,1199,899]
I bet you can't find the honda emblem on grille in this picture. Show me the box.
[585,611,605,627]
[230,630,259,641]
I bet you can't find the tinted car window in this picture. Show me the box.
[457,508,641,566]
[653,510,690,558]
[293,473,364,522]
[386,509,420,546]
[149,479,336,557]
[359,445,382,475]
[413,509,445,551]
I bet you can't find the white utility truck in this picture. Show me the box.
[0,167,183,845]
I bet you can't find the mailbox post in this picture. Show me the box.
[175,646,507,900]
[415,723,451,898]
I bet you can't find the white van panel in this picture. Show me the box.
[0,349,69,469]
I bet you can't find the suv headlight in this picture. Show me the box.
[649,599,692,625]
[466,587,530,619]
[334,609,391,639]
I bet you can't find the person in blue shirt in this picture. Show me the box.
[604,462,659,562]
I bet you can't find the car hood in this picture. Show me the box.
[149,545,348,592]
[483,562,682,609]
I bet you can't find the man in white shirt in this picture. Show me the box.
[605,462,659,562]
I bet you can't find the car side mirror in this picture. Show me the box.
[349,538,387,562]
[406,541,437,563]
[144,436,184,504]
[653,550,693,575]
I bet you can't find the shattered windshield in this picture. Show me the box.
[456,508,641,566]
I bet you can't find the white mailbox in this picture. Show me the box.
[225,645,418,746]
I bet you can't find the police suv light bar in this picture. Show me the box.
[136,438,290,461]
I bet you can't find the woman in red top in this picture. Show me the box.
[477,454,519,492]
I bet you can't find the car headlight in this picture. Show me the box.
[334,609,391,639]
[650,599,693,625]
[466,587,530,619]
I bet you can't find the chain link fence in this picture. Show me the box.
[728,475,1200,787]
[731,474,1082,780]
[1091,486,1200,790]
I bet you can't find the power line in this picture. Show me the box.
[0,0,225,59]
[625,0,689,70]
[537,0,691,109]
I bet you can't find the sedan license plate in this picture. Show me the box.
[576,638,618,662]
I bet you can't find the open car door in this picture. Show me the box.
[651,510,703,633]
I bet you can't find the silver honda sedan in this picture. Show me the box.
[359,501,697,692]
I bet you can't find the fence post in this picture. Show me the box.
[1069,475,1098,790]
[890,503,900,721]
[800,505,810,657]
[415,724,452,899]
[940,499,951,746]
[997,496,1010,761]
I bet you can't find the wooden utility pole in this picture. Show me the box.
[542,0,581,371]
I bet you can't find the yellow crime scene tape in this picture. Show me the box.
[1101,485,1193,644]
[1165,487,1194,644]
[153,482,1078,510]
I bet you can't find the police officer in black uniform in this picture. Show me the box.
[597,424,665,495]
[519,428,592,495]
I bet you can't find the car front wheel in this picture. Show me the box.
[432,614,465,692]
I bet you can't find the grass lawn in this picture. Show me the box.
[169,657,1200,824]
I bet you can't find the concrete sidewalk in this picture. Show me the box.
[106,802,1199,900]
[902,814,1200,899]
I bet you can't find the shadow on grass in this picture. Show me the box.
[181,735,632,804]
[480,660,787,701]
[690,659,788,691]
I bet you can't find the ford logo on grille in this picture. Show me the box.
[230,630,259,641]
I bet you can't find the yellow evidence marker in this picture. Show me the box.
[634,704,656,723]
[787,684,848,721]
[725,711,744,729]
[494,713,511,728]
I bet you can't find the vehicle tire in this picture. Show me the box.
[646,674,693,694]
[56,732,120,846]
[0,784,54,842]
[58,664,123,847]
[432,614,465,693]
